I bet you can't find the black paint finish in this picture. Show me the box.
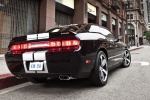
[5,24,128,79]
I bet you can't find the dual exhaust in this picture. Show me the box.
[15,75,23,79]
[15,75,75,80]
[59,75,75,80]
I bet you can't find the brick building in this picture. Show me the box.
[125,0,147,46]
[0,0,127,53]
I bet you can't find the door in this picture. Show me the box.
[113,41,124,66]
[98,27,116,68]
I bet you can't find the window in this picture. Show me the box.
[126,4,129,9]
[130,14,133,19]
[127,14,130,19]
[89,25,101,33]
[47,24,87,33]
[127,14,133,19]
[141,4,143,9]
[99,28,115,40]
[88,25,115,40]
[129,3,133,9]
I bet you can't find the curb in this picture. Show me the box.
[0,74,28,89]
[129,47,143,52]
[0,54,4,58]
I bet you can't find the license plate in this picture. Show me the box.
[29,62,44,71]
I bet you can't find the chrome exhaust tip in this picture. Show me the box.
[59,75,71,80]
[15,75,23,79]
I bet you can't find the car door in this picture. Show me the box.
[88,25,115,69]
[113,40,124,66]
[98,27,116,69]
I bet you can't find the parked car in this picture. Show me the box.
[5,23,131,86]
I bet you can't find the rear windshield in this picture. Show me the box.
[47,24,87,33]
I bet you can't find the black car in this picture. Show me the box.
[5,23,131,86]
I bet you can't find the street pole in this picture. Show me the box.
[129,0,132,47]
[126,0,130,48]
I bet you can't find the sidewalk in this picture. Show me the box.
[128,46,144,51]
[0,46,144,89]
[0,54,10,75]
[0,55,27,89]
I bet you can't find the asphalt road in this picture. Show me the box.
[0,46,150,100]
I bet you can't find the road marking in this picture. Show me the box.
[132,61,150,66]
[140,62,149,66]
[0,82,33,95]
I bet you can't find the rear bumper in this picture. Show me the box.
[5,52,95,78]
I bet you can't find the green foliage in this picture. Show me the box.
[143,31,150,42]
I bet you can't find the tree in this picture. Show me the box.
[143,31,150,43]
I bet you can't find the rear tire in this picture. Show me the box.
[90,51,108,86]
[27,78,47,83]
[121,49,131,68]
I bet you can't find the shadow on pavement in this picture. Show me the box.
[40,67,124,89]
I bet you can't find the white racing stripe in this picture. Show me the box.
[0,82,33,95]
[27,33,49,40]
[38,33,49,39]
[23,51,35,73]
[34,51,47,60]
[22,50,48,73]
[22,51,35,61]
[27,34,37,40]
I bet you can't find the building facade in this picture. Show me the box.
[147,0,150,30]
[141,0,148,30]
[125,0,147,46]
[0,0,127,53]
[0,0,40,53]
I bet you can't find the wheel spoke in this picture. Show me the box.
[98,52,108,82]
[101,71,105,80]
[123,50,131,66]
[126,52,129,57]
[124,51,127,57]
[99,66,107,81]
[102,69,107,76]
[126,58,130,64]
[101,59,106,67]
[124,59,128,65]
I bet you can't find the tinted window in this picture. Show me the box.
[88,25,115,40]
[47,24,87,33]
[89,25,101,33]
[99,27,115,41]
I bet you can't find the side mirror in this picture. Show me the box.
[115,35,123,42]
[118,35,123,40]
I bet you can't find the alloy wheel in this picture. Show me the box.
[99,54,108,82]
[123,50,131,66]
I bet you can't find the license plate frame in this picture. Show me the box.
[29,62,44,71]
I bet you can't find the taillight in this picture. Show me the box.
[21,43,29,49]
[49,41,61,47]
[62,40,79,47]
[28,42,50,49]
[10,45,21,50]
[10,38,80,54]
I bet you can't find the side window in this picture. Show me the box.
[99,27,115,41]
[88,25,101,33]
[88,25,115,41]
